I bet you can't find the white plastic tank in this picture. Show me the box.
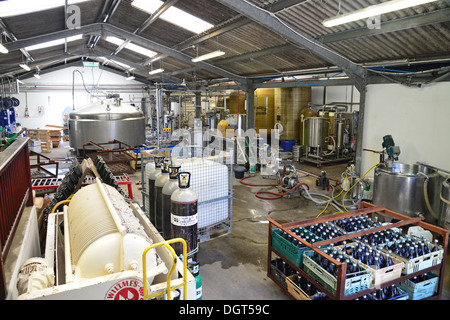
[173,158,229,229]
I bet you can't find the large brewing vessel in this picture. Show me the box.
[68,98,145,150]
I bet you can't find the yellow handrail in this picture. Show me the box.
[142,238,188,300]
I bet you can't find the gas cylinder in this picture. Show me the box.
[189,261,202,300]
[148,157,164,225]
[144,162,155,217]
[171,172,198,262]
[155,160,171,231]
[162,165,181,239]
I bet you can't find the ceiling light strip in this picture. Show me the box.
[323,0,439,27]
[149,68,164,75]
[192,50,225,62]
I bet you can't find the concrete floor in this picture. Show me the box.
[37,141,449,300]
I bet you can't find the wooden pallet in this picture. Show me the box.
[26,129,60,150]
[40,140,52,153]
[48,130,61,148]
[26,129,50,141]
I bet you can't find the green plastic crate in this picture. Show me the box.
[302,250,373,297]
[271,228,326,268]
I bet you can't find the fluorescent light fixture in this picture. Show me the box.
[34,73,41,79]
[0,43,8,54]
[0,0,91,18]
[105,36,157,58]
[132,0,213,34]
[126,75,136,81]
[25,35,83,51]
[19,64,31,71]
[83,61,99,68]
[323,0,439,27]
[149,68,164,75]
[191,50,225,62]
[17,79,25,85]
[111,60,132,70]
[150,54,164,63]
[99,56,134,71]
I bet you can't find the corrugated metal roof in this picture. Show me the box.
[0,0,449,84]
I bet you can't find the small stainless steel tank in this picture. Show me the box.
[306,117,327,149]
[373,163,440,224]
[68,98,145,150]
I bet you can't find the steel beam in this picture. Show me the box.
[0,52,79,76]
[215,0,366,91]
[17,59,150,84]
[2,23,246,84]
[141,0,306,65]
[355,90,366,177]
[136,0,180,34]
[102,24,247,84]
[173,0,306,51]
[245,84,255,130]
[3,23,104,52]
[320,7,450,44]
[165,7,450,80]
[89,49,182,83]
[111,0,179,56]
[0,18,34,62]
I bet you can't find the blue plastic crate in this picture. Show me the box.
[398,272,439,300]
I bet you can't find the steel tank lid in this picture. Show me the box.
[375,162,438,177]
[69,99,144,121]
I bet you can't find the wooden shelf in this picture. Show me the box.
[267,202,449,300]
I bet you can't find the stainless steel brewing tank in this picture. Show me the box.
[306,117,327,149]
[68,100,145,150]
[373,163,440,224]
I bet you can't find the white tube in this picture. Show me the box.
[300,185,341,211]
[63,206,74,283]
[423,175,439,219]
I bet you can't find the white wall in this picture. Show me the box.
[361,82,450,176]
[311,85,360,113]
[13,66,147,130]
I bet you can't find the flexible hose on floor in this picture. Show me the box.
[255,182,310,200]
[239,174,310,199]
